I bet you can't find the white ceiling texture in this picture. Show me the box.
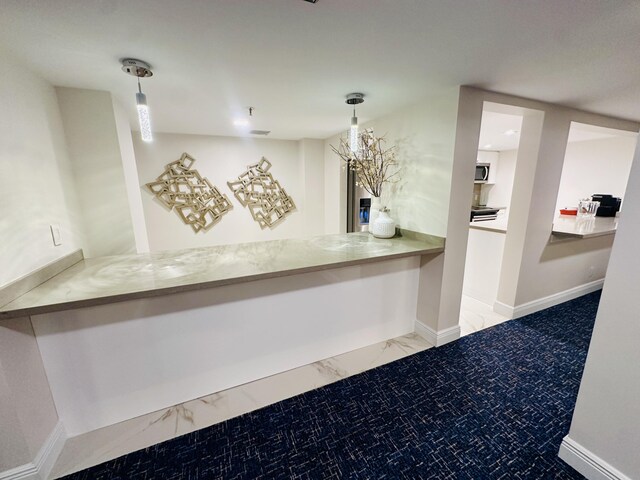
[477,112,637,152]
[2,0,640,140]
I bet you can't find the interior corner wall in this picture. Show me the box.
[0,53,85,287]
[496,109,548,308]
[133,133,322,251]
[486,149,518,210]
[430,86,484,332]
[561,137,640,480]
[299,138,326,237]
[323,87,461,238]
[0,317,59,472]
[112,100,150,254]
[323,138,346,234]
[56,87,137,258]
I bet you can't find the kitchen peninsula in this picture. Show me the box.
[0,231,445,436]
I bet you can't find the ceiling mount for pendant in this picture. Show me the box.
[345,93,365,106]
[121,58,153,78]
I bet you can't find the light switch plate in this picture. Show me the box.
[50,224,62,246]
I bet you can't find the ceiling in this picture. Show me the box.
[478,111,524,151]
[479,112,638,152]
[2,0,640,140]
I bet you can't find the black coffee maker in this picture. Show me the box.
[592,194,621,217]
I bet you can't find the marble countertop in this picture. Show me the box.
[469,218,508,233]
[552,215,618,239]
[0,232,444,320]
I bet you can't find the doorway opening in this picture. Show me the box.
[459,102,524,336]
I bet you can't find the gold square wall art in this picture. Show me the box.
[227,157,296,229]
[145,153,233,233]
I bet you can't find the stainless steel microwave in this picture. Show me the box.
[475,163,490,183]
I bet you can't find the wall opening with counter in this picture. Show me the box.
[459,105,631,324]
[450,89,640,328]
[554,122,636,219]
[551,122,636,243]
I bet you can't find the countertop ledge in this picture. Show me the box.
[551,215,618,240]
[469,219,508,233]
[0,231,444,320]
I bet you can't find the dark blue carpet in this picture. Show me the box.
[64,292,600,479]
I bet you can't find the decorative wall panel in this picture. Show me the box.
[227,157,296,229]
[145,153,233,233]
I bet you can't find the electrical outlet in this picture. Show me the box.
[50,224,62,246]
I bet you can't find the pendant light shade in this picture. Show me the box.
[122,58,154,142]
[346,93,364,153]
[350,114,359,153]
[136,92,152,142]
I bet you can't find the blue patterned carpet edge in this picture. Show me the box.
[64,292,600,479]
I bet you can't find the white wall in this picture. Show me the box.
[56,88,137,258]
[112,100,150,253]
[486,149,517,211]
[323,138,345,234]
[133,133,324,252]
[0,54,85,287]
[559,135,640,480]
[324,88,461,238]
[555,135,636,212]
[299,139,326,237]
[0,318,60,472]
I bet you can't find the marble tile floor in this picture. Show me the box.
[50,332,432,479]
[459,294,510,337]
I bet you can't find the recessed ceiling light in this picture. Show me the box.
[233,119,249,127]
[504,129,519,136]
[483,144,493,149]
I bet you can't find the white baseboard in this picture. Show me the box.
[493,279,604,320]
[415,321,460,347]
[0,422,66,480]
[559,436,630,480]
[493,300,515,318]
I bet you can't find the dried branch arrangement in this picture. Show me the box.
[331,129,400,197]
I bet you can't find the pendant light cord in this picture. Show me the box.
[138,76,142,94]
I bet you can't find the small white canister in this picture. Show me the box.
[371,208,396,238]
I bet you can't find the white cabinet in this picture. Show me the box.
[477,150,499,184]
[463,227,506,305]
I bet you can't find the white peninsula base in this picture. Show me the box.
[32,257,422,436]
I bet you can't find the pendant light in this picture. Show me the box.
[346,93,364,153]
[122,59,154,142]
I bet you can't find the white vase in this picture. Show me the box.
[368,196,382,234]
[372,210,396,238]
